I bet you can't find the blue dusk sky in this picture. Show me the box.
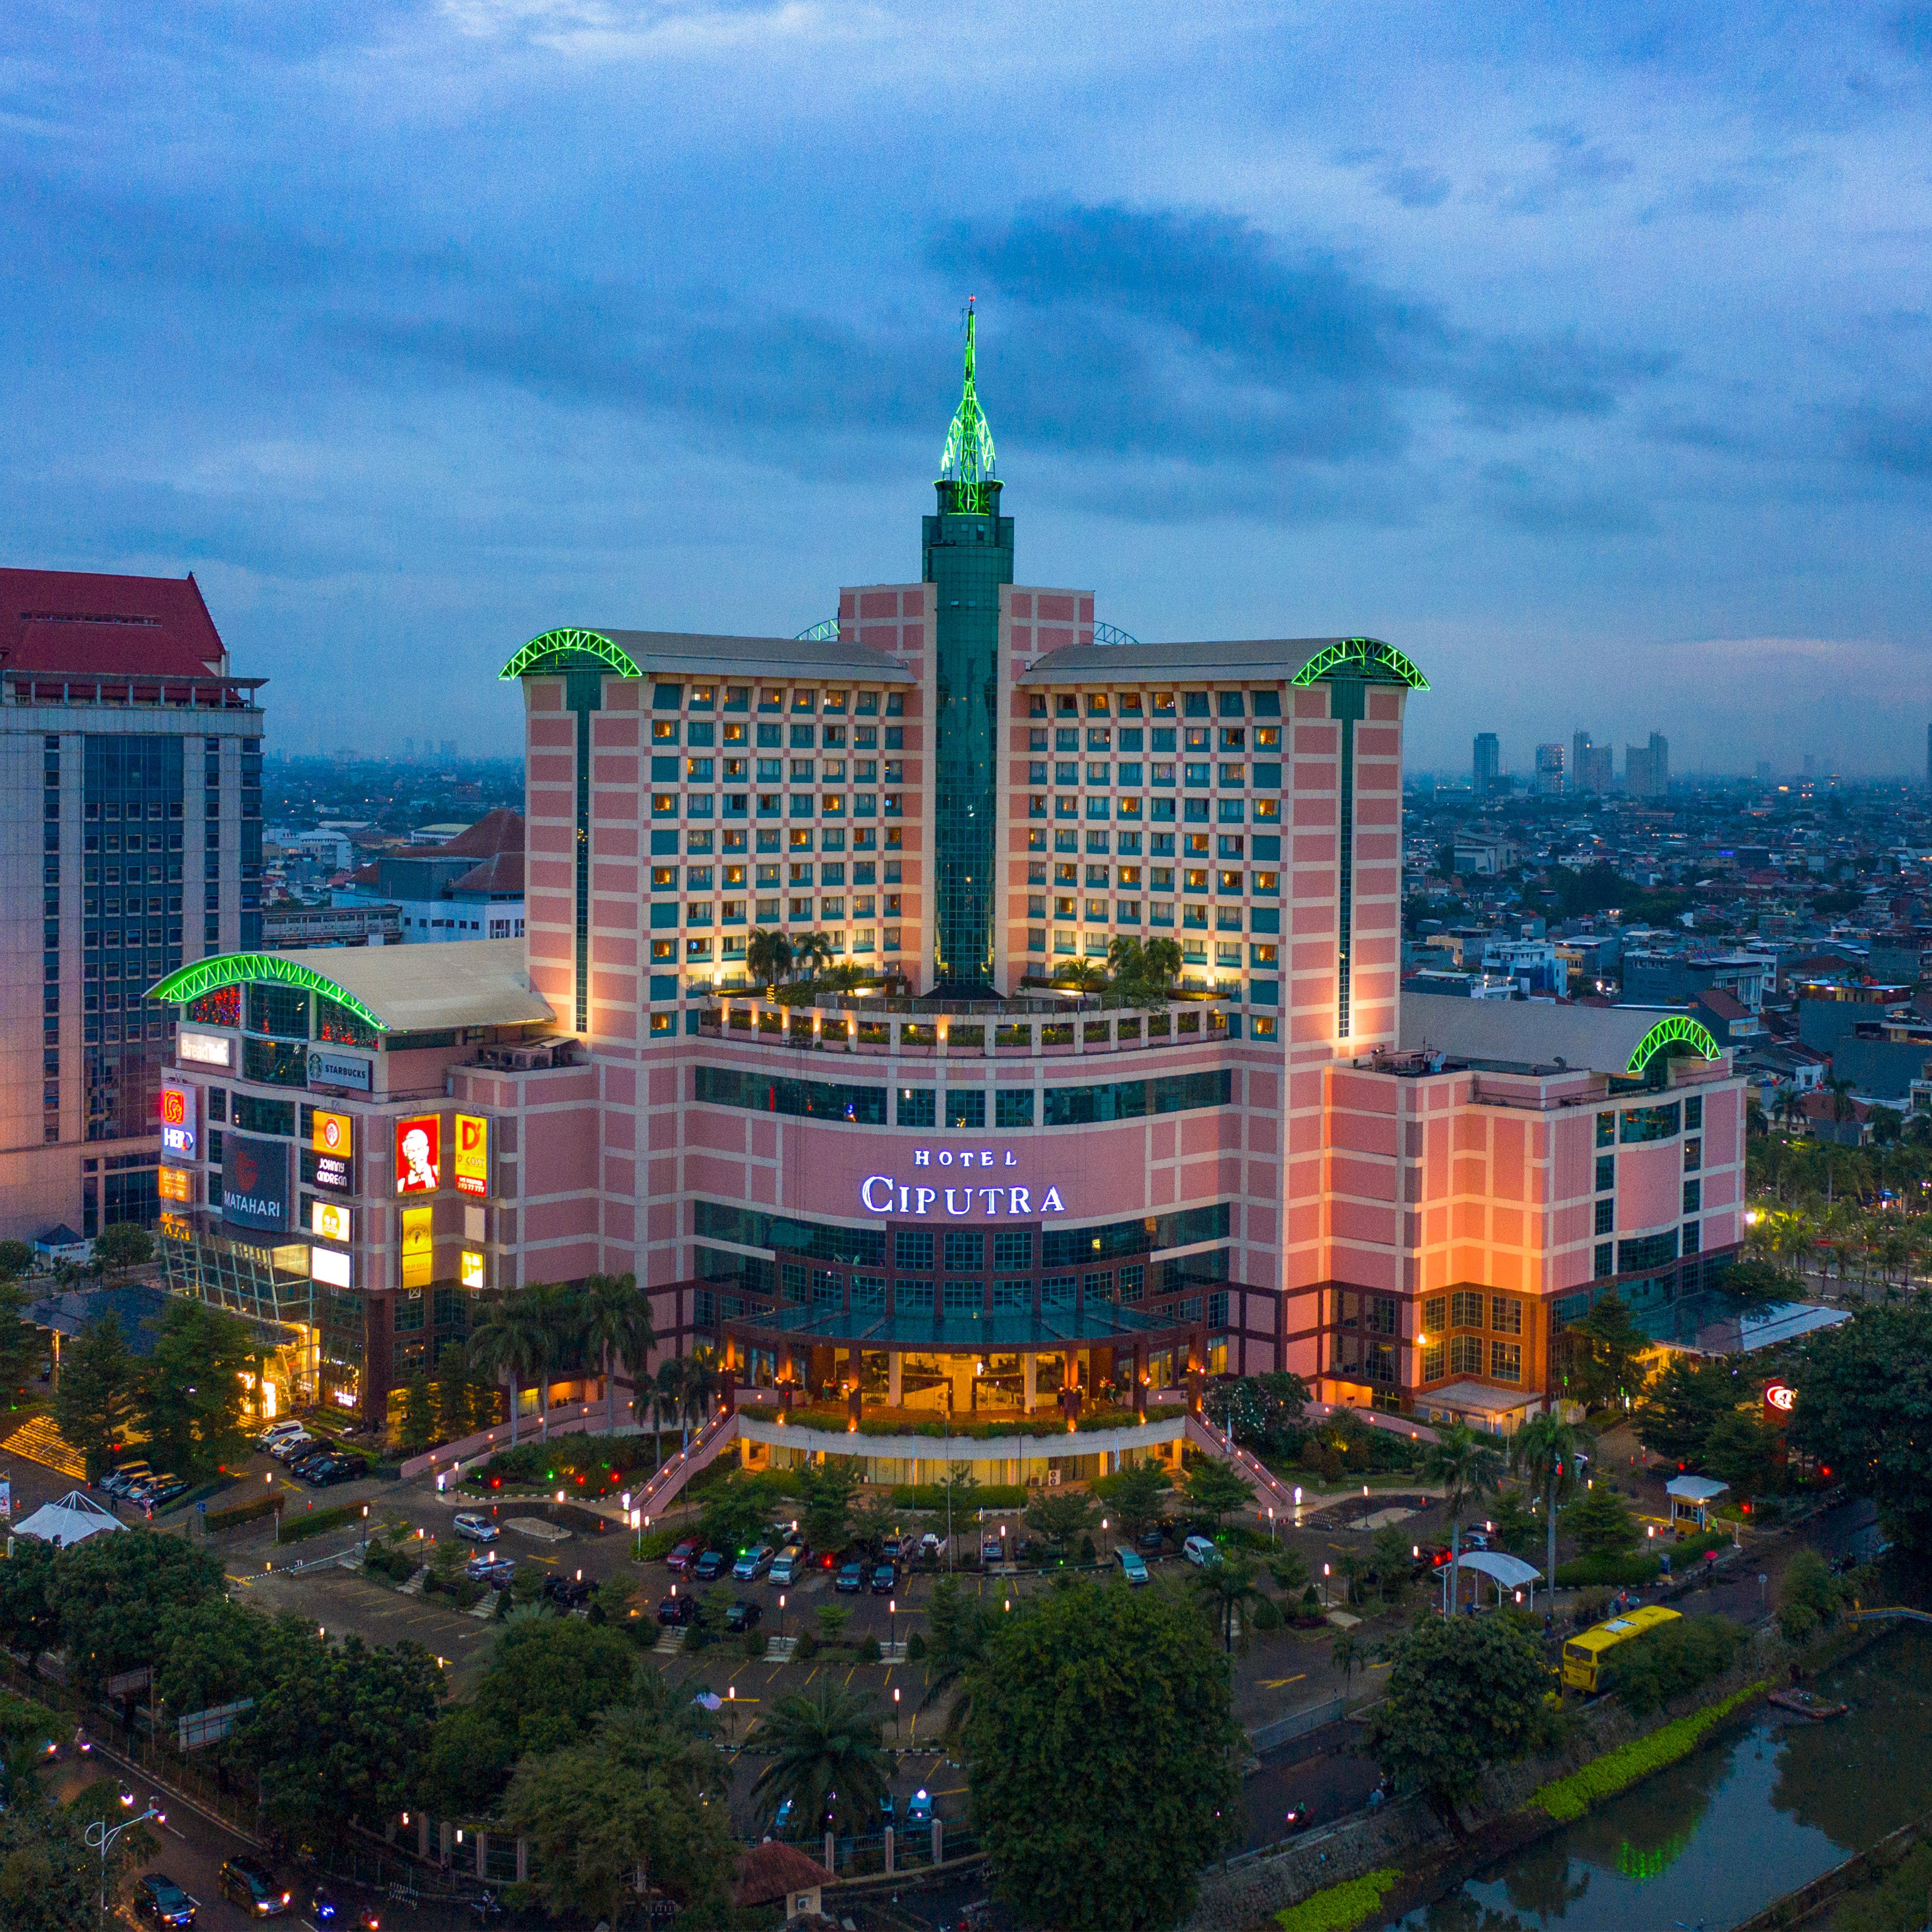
[4,2,1931,773]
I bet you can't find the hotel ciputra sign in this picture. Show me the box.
[862,1149,1066,1217]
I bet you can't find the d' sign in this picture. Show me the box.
[860,1176,1066,1217]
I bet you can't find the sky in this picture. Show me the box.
[4,2,1932,775]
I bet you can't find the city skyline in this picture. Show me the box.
[3,4,1931,772]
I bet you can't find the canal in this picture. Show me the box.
[1390,1621,1932,1931]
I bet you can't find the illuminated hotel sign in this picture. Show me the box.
[160,1082,198,1158]
[861,1175,1065,1217]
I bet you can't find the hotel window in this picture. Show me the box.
[1595,1154,1615,1192]
[994,1088,1034,1128]
[1449,1289,1483,1328]
[1684,1094,1703,1129]
[1682,1221,1700,1254]
[1449,1334,1483,1377]
[1423,1294,1447,1335]
[1081,1270,1112,1302]
[1219,765,1245,787]
[943,1280,982,1314]
[992,1280,1028,1309]
[1595,1241,1614,1279]
[945,1089,986,1129]
[653,720,679,741]
[1596,1111,1615,1149]
[851,1275,885,1311]
[1364,1294,1397,1336]
[1684,1137,1701,1171]
[812,1270,841,1308]
[1683,1179,1701,1215]
[895,1280,934,1313]
[993,1229,1033,1270]
[1490,1296,1521,1335]
[1041,1275,1075,1308]
[1490,1341,1522,1383]
[1619,1230,1678,1272]
[895,1229,933,1270]
[651,939,675,962]
[1421,1340,1445,1381]
[1118,1262,1145,1302]
[1594,1197,1615,1236]
[944,1230,984,1270]
[896,1086,936,1126]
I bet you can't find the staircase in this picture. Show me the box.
[0,1414,89,1480]
[632,1409,740,1520]
[1185,1410,1302,1522]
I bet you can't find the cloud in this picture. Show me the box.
[1890,5,1932,62]
[1837,397,1932,475]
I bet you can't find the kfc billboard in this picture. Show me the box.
[395,1116,440,1195]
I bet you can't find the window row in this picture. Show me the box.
[1420,1336,1522,1383]
[651,684,907,716]
[1025,761,1283,790]
[1025,724,1280,753]
[652,721,905,748]
[1024,690,1282,720]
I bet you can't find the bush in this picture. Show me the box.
[1779,1548,1850,1643]
[634,1526,682,1563]
[743,1628,765,1660]
[463,1433,658,1495]
[1274,1870,1400,1932]
[857,1634,881,1663]
[1532,1682,1766,1820]
[1554,1552,1663,1588]
[792,1630,819,1661]
[202,1492,284,1534]
[682,1622,710,1653]
[278,1503,361,1544]
[1251,1594,1281,1631]
[905,1631,926,1661]
[890,1481,1028,1510]
[362,1539,417,1583]
[1604,1615,1749,1713]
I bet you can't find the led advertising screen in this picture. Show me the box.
[395,1115,440,1194]
[222,1133,292,1233]
[178,1029,233,1068]
[160,1082,198,1159]
[310,1200,353,1244]
[401,1205,434,1288]
[311,1246,353,1290]
[460,1249,485,1289]
[455,1115,488,1197]
[158,1166,193,1205]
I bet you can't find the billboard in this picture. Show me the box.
[395,1116,440,1194]
[307,1047,372,1093]
[178,1029,232,1069]
[401,1205,434,1289]
[312,1110,354,1157]
[460,1249,485,1289]
[222,1134,292,1233]
[1764,1380,1796,1419]
[311,1246,353,1290]
[455,1115,489,1197]
[158,1166,193,1205]
[310,1200,353,1244]
[160,1082,198,1159]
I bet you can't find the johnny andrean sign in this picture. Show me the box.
[861,1149,1065,1217]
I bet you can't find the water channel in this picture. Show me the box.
[1390,1622,1932,1932]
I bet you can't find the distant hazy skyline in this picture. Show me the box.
[5,3,1931,770]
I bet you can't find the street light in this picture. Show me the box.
[779,1592,786,1640]
[888,1597,896,1653]
[1322,1562,1331,1609]
[86,1798,165,1916]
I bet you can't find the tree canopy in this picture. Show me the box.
[51,1312,137,1482]
[963,1577,1240,1932]
[1788,1299,1932,1548]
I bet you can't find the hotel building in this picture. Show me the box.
[142,324,1746,1455]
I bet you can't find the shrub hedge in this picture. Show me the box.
[278,1503,361,1544]
[1274,1869,1400,1932]
[1532,1681,1766,1821]
[203,1492,283,1534]
[1554,1552,1663,1588]
[1604,1615,1748,1714]
[888,1482,1028,1510]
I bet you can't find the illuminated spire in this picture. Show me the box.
[938,297,998,513]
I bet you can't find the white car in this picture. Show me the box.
[257,1421,307,1450]
[270,1432,317,1461]
[452,1512,500,1544]
[1182,1534,1221,1568]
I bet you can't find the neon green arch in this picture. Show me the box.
[1627,1015,1720,1074]
[499,627,642,681]
[147,955,388,1033]
[1291,637,1429,690]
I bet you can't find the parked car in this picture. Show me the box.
[905,1789,933,1827]
[1460,1531,1491,1554]
[144,1476,189,1506]
[693,1548,728,1582]
[835,1560,866,1593]
[1135,1526,1165,1555]
[299,1456,363,1488]
[1115,1548,1150,1585]
[134,1875,198,1927]
[543,1575,592,1611]
[733,1544,775,1582]
[919,1531,945,1559]
[452,1512,499,1544]
[270,1433,318,1462]
[769,1544,810,1585]
[724,1599,763,1633]
[870,1563,897,1595]
[980,1536,1005,1565]
[880,1533,911,1563]
[465,1555,516,1590]
[284,1444,338,1473]
[103,1462,152,1496]
[1182,1534,1220,1568]
[656,1592,696,1627]
[217,1859,290,1918]
[665,1538,701,1574]
[257,1421,308,1451]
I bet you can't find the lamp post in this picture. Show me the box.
[1322,1562,1331,1609]
[893,1684,902,1746]
[779,1591,786,1640]
[86,1799,164,1917]
[888,1597,896,1655]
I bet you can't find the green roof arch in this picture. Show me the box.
[1627,1014,1720,1075]
[499,628,642,681]
[1290,637,1429,690]
[147,955,388,1033]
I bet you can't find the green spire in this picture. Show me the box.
[938,297,998,513]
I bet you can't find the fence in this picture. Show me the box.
[1247,1693,1347,1753]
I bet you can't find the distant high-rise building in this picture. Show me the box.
[0,569,262,1245]
[404,737,416,759]
[439,739,455,758]
[1925,723,1930,791]
[1585,743,1613,793]
[1534,743,1565,797]
[1803,753,1815,779]
[1626,731,1670,799]
[1572,730,1596,793]
[1473,732,1500,797]
[1756,760,1774,785]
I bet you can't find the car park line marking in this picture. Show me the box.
[1258,1675,1306,1690]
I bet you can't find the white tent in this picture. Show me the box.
[13,1490,125,1547]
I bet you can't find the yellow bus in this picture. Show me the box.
[1561,1605,1681,1693]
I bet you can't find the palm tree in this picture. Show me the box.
[468,1292,550,1449]
[579,1272,656,1435]
[1774,1085,1805,1136]
[652,1356,688,1469]
[747,1681,891,1839]
[1508,1410,1591,1591]
[1189,1550,1265,1654]
[747,927,794,992]
[1824,1072,1857,1133]
[514,1282,577,1439]
[1423,1420,1504,1609]
[794,931,837,981]
[1052,958,1107,995]
[917,1577,993,1744]
[1330,1628,1368,1701]
[1141,936,1182,996]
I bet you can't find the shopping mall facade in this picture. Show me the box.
[146,324,1746,1455]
